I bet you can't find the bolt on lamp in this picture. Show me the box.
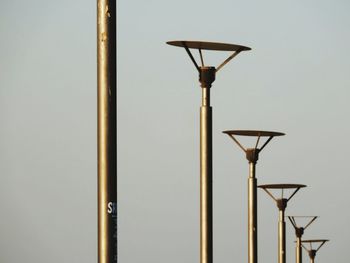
[301,239,329,263]
[288,216,318,263]
[223,130,285,263]
[167,40,251,263]
[258,184,306,263]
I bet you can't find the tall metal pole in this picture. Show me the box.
[167,40,251,263]
[296,236,302,263]
[224,131,284,263]
[97,0,117,263]
[277,201,287,263]
[247,151,258,263]
[200,67,215,263]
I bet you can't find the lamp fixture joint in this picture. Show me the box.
[199,67,216,88]
[246,148,260,164]
[277,198,288,211]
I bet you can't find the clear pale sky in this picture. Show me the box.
[1,0,350,262]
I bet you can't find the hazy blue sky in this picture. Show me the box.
[1,0,350,262]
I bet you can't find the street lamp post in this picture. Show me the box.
[167,40,251,263]
[259,184,306,263]
[288,216,318,263]
[301,239,329,263]
[223,130,285,263]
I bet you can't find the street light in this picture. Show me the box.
[223,130,285,263]
[301,239,329,263]
[259,184,306,263]
[167,40,251,263]
[288,216,318,263]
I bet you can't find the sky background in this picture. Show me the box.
[1,0,350,262]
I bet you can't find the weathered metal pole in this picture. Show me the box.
[97,0,117,262]
[247,151,258,263]
[277,201,287,263]
[199,67,215,263]
[296,236,302,263]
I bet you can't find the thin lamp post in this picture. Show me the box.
[258,184,306,263]
[167,40,251,263]
[288,216,318,263]
[301,239,329,263]
[97,0,117,262]
[223,130,285,263]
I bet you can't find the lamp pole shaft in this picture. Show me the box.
[200,86,213,263]
[296,237,302,263]
[97,0,117,262]
[248,163,257,263]
[278,210,286,263]
[310,258,314,263]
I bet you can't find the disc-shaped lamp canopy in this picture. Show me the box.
[166,40,251,73]
[167,40,251,51]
